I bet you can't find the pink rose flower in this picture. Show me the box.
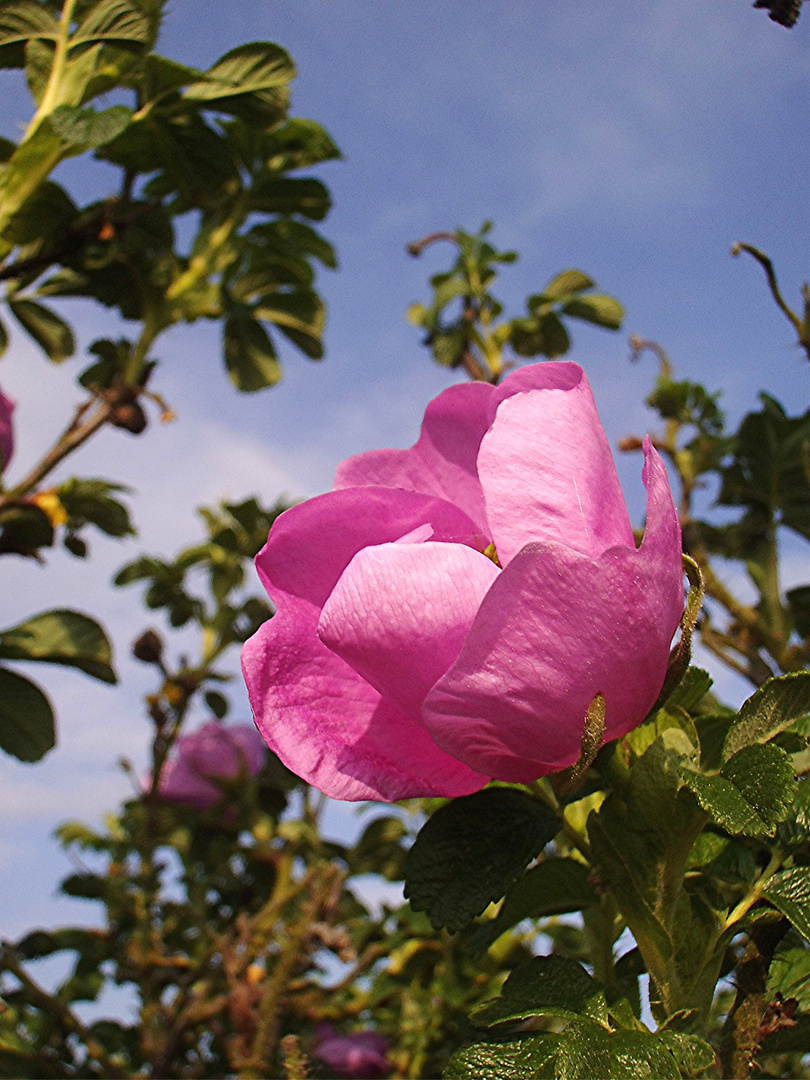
[157,721,266,809]
[0,387,14,473]
[242,362,683,801]
[312,1025,390,1079]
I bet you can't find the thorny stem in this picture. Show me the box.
[237,866,341,1079]
[0,941,128,1079]
[719,917,791,1080]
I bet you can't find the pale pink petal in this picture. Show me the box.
[243,487,489,800]
[243,616,487,800]
[318,541,500,721]
[255,487,479,607]
[637,437,685,622]
[478,365,634,566]
[334,380,496,535]
[423,450,683,783]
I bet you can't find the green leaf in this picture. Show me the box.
[0,317,7,357]
[537,312,571,357]
[0,2,60,47]
[787,584,810,638]
[224,313,281,392]
[183,41,293,122]
[509,313,571,358]
[556,1022,681,1080]
[254,288,325,359]
[654,1032,718,1078]
[49,103,132,149]
[56,477,134,538]
[403,787,559,931]
[665,667,713,713]
[542,269,595,299]
[0,501,54,555]
[70,0,150,48]
[682,743,797,839]
[623,705,699,764]
[204,689,228,719]
[767,946,810,1009]
[723,672,810,760]
[8,298,74,361]
[2,179,77,245]
[248,218,337,269]
[431,329,466,367]
[350,815,409,881]
[250,176,331,220]
[468,858,596,952]
[561,294,624,330]
[444,1034,560,1079]
[0,609,116,683]
[763,867,810,941]
[588,740,714,991]
[0,665,55,761]
[760,1015,810,1054]
[686,832,758,885]
[471,956,604,1028]
[258,117,341,172]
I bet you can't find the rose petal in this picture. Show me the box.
[0,388,14,471]
[319,541,500,721]
[255,487,479,608]
[244,487,489,800]
[478,365,634,565]
[334,380,496,535]
[158,755,222,809]
[243,617,487,800]
[423,445,683,782]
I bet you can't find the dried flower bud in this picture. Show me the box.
[132,630,163,664]
[110,401,147,434]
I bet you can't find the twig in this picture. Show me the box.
[731,242,807,357]
[406,231,458,257]
[0,941,128,1078]
[0,396,114,505]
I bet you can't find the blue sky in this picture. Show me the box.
[0,0,808,959]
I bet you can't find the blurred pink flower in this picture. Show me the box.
[0,387,14,473]
[243,362,683,801]
[157,721,266,809]
[312,1025,390,1079]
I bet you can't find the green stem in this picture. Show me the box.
[0,0,80,252]
[721,850,784,934]
[27,0,79,134]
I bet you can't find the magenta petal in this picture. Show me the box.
[334,380,497,535]
[478,366,634,566]
[0,388,14,472]
[243,487,489,800]
[319,541,500,721]
[423,448,683,783]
